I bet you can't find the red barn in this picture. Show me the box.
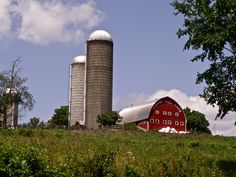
[118,97,187,133]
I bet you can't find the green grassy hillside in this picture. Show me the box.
[0,129,235,177]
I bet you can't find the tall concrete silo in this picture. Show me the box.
[69,56,86,127]
[85,30,113,129]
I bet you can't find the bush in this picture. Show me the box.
[0,144,54,176]
[58,151,118,176]
[81,152,117,177]
[97,112,120,127]
[18,128,35,137]
[124,123,139,131]
[124,165,140,177]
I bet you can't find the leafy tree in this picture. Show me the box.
[184,107,211,134]
[0,59,35,128]
[28,117,46,128]
[97,112,121,127]
[48,106,68,127]
[38,121,46,128]
[28,117,40,128]
[171,0,236,119]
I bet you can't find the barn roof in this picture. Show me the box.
[118,99,156,124]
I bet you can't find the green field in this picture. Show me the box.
[0,128,235,177]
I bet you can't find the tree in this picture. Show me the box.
[184,107,211,134]
[38,121,46,128]
[27,117,46,128]
[48,106,68,127]
[28,117,40,128]
[97,112,121,127]
[171,0,236,119]
[0,59,35,128]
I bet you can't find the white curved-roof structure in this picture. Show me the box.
[88,30,113,42]
[73,55,86,63]
[118,97,187,133]
[118,100,156,124]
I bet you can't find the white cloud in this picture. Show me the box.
[114,89,236,136]
[0,0,12,38]
[114,92,149,110]
[0,0,104,45]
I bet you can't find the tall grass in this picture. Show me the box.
[0,128,235,176]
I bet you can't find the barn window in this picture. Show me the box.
[163,120,167,124]
[150,119,154,123]
[168,120,172,125]
[163,111,167,115]
[175,121,179,125]
[175,112,179,117]
[155,119,159,124]
[155,110,159,114]
[168,112,172,116]
[180,122,184,126]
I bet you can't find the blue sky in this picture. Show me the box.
[0,0,235,136]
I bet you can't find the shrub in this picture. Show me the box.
[80,151,117,177]
[0,144,54,176]
[97,112,120,127]
[124,123,139,131]
[124,165,140,177]
[18,128,35,137]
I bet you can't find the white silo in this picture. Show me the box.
[69,55,86,127]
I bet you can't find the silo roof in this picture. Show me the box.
[73,55,86,63]
[88,30,113,42]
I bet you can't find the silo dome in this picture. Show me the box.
[88,30,113,42]
[73,55,86,63]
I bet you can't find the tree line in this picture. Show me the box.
[26,105,211,134]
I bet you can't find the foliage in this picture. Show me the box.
[124,123,139,131]
[38,121,46,128]
[28,117,40,128]
[184,107,211,134]
[0,59,35,128]
[27,117,46,129]
[0,143,53,176]
[18,128,35,137]
[0,129,235,176]
[171,0,236,119]
[124,165,140,177]
[48,106,68,127]
[97,111,121,127]
[79,151,117,176]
